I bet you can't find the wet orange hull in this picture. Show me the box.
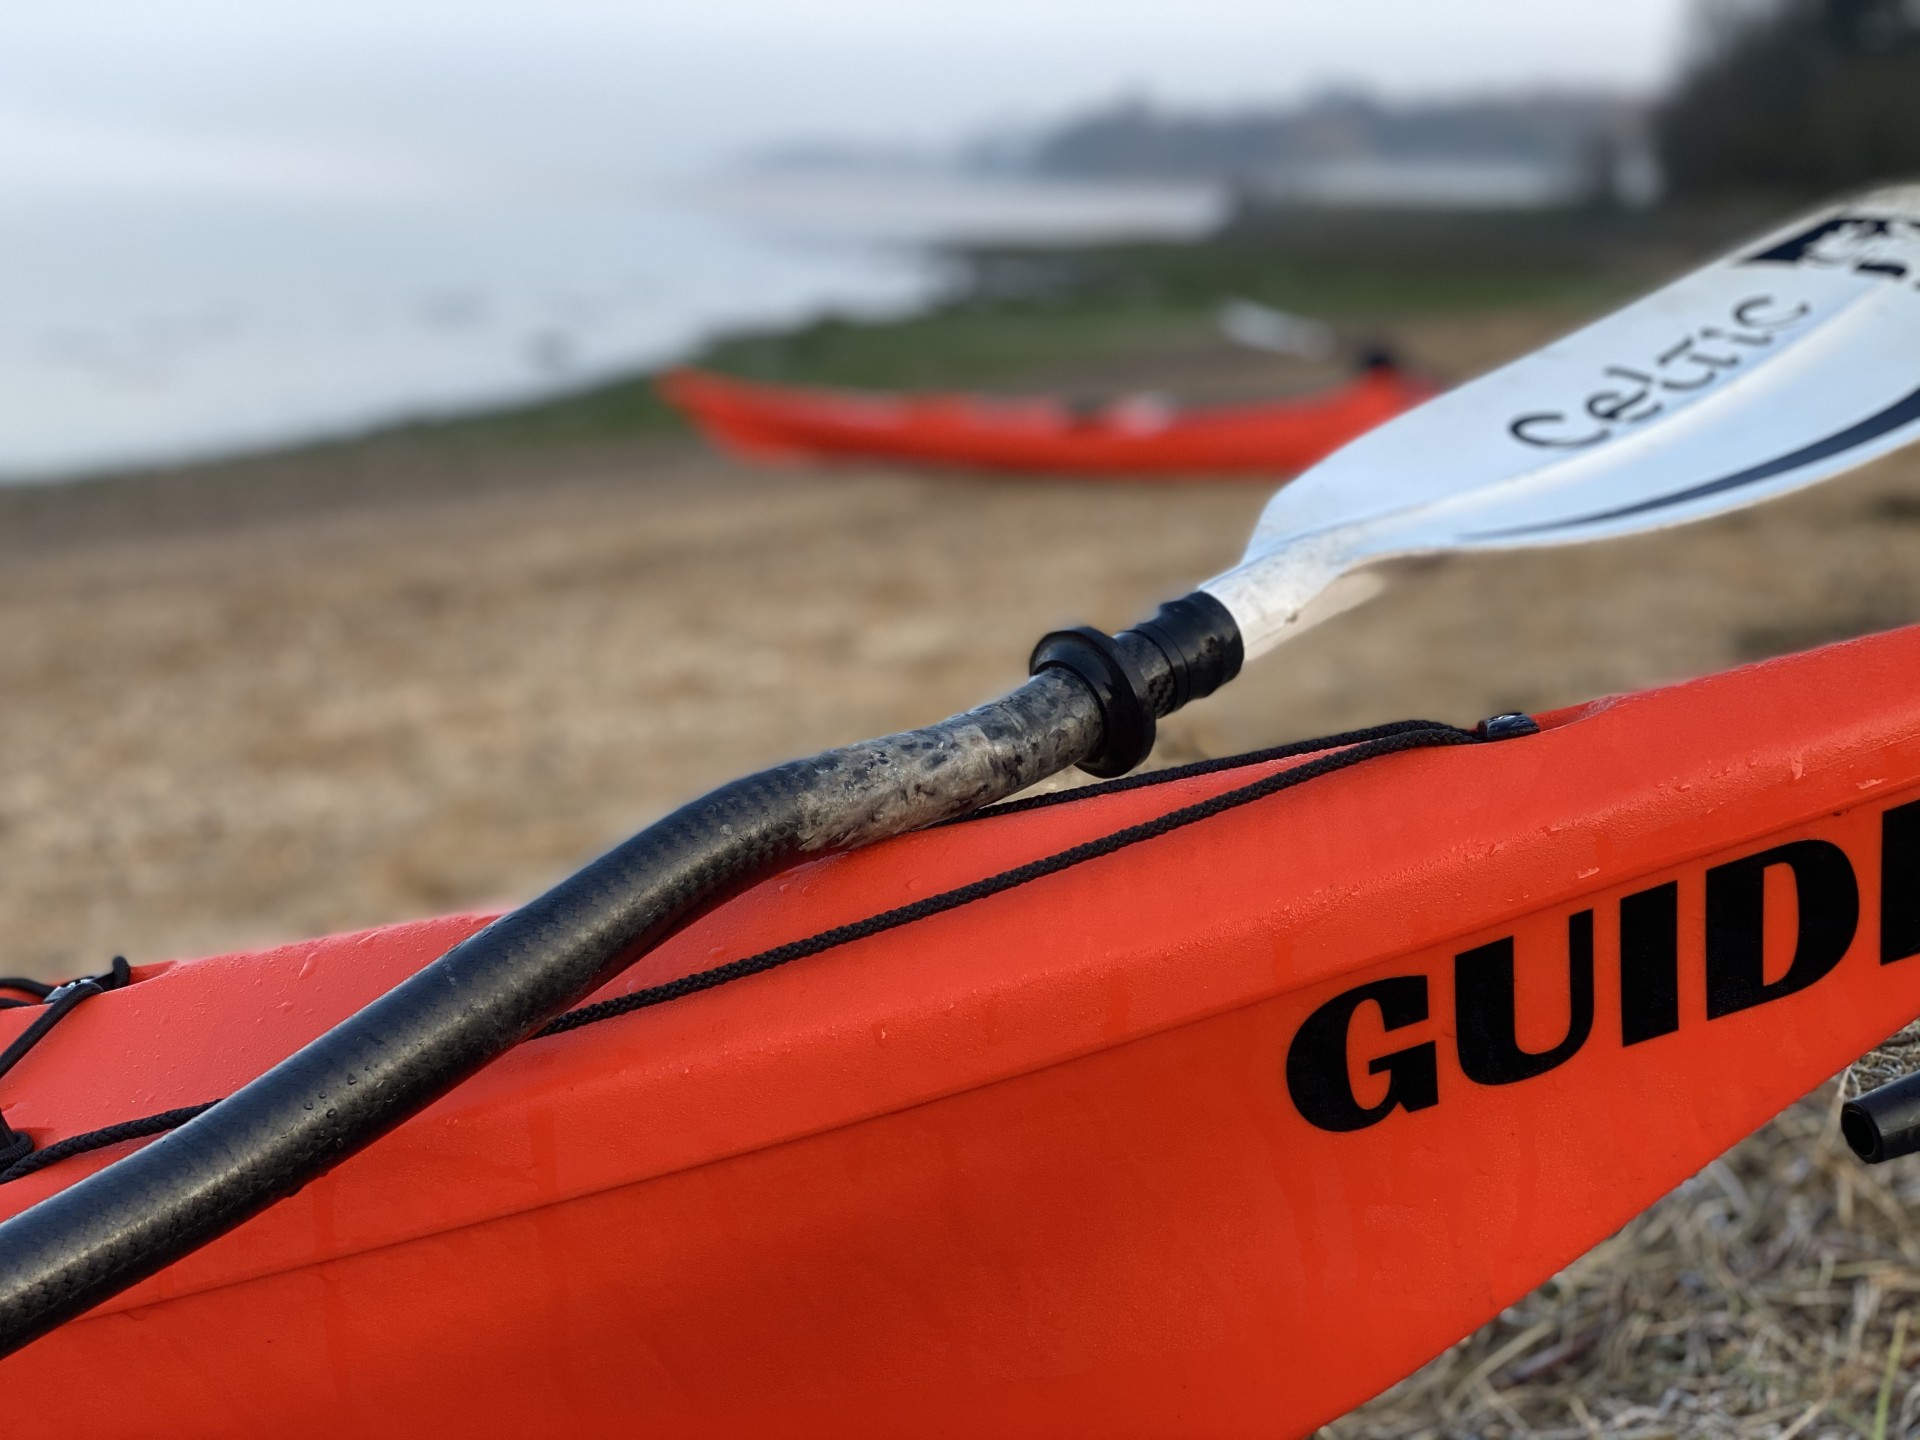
[658,366,1434,478]
[6,627,1920,1436]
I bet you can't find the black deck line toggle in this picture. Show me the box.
[1476,712,1541,741]
[0,959,133,1170]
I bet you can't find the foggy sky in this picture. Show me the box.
[0,1,1697,195]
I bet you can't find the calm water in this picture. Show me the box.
[0,185,934,480]
[0,166,1221,481]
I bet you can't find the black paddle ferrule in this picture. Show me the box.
[1130,592,1244,713]
[1029,590,1245,778]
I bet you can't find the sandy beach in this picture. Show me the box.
[7,303,1919,978]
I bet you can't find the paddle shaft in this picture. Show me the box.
[0,597,1242,1354]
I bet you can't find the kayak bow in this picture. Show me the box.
[7,628,1920,1435]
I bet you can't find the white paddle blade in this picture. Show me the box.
[1207,185,1920,658]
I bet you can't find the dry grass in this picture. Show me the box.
[1326,1040,1920,1440]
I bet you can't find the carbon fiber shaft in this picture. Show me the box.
[0,665,1108,1355]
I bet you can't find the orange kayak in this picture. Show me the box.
[6,623,1920,1436]
[658,363,1436,478]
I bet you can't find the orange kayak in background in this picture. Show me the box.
[6,622,1920,1436]
[658,362,1436,478]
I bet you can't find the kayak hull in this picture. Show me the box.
[7,626,1920,1436]
[658,366,1435,478]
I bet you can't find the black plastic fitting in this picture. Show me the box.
[1131,592,1245,712]
[1029,590,1244,778]
[1841,1071,1920,1164]
[1028,627,1155,779]
[1475,712,1541,741]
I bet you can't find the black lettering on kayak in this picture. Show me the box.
[1455,912,1596,1085]
[1705,840,1859,1018]
[1619,882,1680,1045]
[1285,977,1439,1133]
[1881,799,1920,964]
[1286,813,1906,1133]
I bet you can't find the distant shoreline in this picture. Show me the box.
[0,172,1248,489]
[0,201,1757,501]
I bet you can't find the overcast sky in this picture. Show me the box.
[0,1,1700,194]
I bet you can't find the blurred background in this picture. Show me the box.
[4,1,1920,1431]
